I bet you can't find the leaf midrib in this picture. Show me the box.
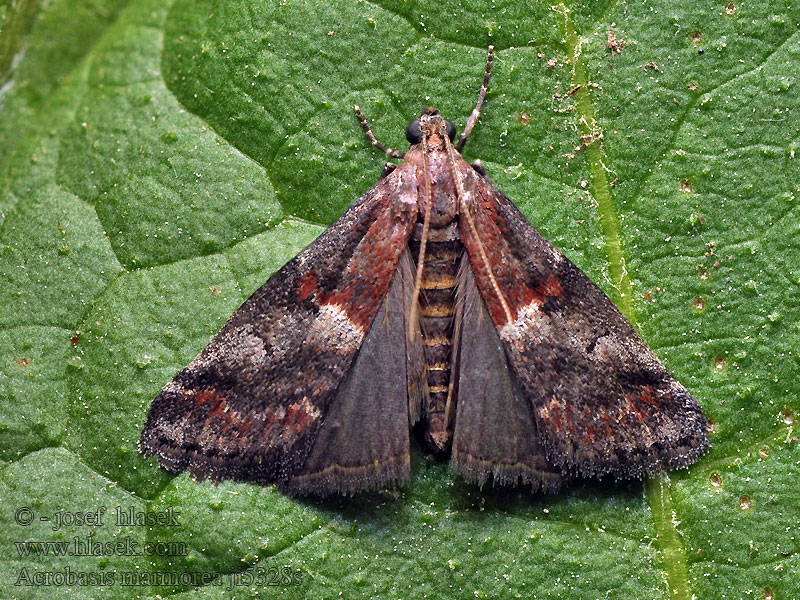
[559,3,693,599]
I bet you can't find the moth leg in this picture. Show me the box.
[380,162,397,179]
[469,159,487,176]
[354,105,406,159]
[455,46,494,152]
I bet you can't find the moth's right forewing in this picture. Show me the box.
[450,255,563,491]
[459,169,708,481]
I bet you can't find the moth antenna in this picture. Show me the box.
[445,127,514,325]
[354,105,406,159]
[455,46,494,152]
[408,132,434,340]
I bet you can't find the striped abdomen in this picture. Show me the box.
[409,221,463,451]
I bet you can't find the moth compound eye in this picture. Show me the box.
[405,120,421,144]
[445,120,457,141]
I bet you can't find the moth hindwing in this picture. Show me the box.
[140,47,708,496]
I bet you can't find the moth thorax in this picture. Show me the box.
[409,225,462,452]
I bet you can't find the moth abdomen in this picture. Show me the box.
[409,231,463,452]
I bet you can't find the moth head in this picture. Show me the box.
[406,108,457,146]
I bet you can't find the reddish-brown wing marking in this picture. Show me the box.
[457,169,708,480]
[140,168,420,496]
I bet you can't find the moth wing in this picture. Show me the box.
[286,250,423,495]
[458,170,708,480]
[450,256,562,491]
[140,169,419,495]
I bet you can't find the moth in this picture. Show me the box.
[140,47,708,496]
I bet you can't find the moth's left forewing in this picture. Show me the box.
[286,249,420,495]
[458,167,709,481]
[140,167,420,495]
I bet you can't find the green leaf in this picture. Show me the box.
[1,0,798,598]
